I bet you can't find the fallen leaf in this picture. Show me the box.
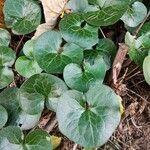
[33,0,68,39]
[0,0,5,28]
[51,135,62,149]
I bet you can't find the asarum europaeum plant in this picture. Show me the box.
[0,0,149,149]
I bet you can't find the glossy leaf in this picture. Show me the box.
[83,0,129,27]
[0,105,8,129]
[4,0,41,35]
[121,1,147,27]
[0,28,11,46]
[0,46,15,89]
[143,56,150,85]
[57,84,121,148]
[59,13,98,49]
[34,30,83,73]
[19,73,68,114]
[64,51,110,92]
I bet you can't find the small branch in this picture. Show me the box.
[16,35,24,56]
[134,10,150,36]
[99,27,106,38]
[72,144,78,150]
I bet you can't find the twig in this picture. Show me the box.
[99,27,106,38]
[16,35,24,55]
[134,10,150,36]
[72,144,78,150]
[125,71,141,81]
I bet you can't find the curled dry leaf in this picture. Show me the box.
[33,0,68,39]
[0,0,5,28]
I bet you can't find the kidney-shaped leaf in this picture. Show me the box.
[15,40,42,78]
[0,126,52,150]
[0,46,16,89]
[4,0,41,35]
[64,51,110,92]
[34,30,83,74]
[0,28,11,46]
[57,84,121,148]
[121,1,147,27]
[0,105,8,129]
[83,0,129,27]
[59,13,98,49]
[19,73,68,114]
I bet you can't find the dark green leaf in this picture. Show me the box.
[4,0,41,35]
[59,13,98,49]
[57,84,121,148]
[19,73,68,114]
[34,30,83,73]
[83,0,129,26]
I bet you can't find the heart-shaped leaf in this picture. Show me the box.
[125,32,150,66]
[57,84,121,148]
[34,30,84,73]
[0,105,8,129]
[19,73,68,114]
[64,50,110,92]
[121,1,147,27]
[0,88,41,130]
[15,40,42,78]
[0,46,16,89]
[83,0,129,26]
[0,28,11,46]
[4,0,41,35]
[0,126,52,150]
[59,13,98,49]
[143,56,150,85]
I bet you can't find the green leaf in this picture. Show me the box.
[4,0,41,35]
[19,73,68,114]
[121,1,147,27]
[0,46,16,89]
[0,28,11,46]
[59,13,98,49]
[0,126,23,149]
[143,56,150,85]
[25,129,52,150]
[96,38,117,61]
[64,51,110,92]
[15,40,42,78]
[0,105,8,129]
[34,30,83,73]
[67,0,89,12]
[138,22,150,36]
[0,126,52,150]
[83,0,129,27]
[57,84,121,148]
[125,32,150,66]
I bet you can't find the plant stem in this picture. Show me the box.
[134,10,150,36]
[99,27,106,38]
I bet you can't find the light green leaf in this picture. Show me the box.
[0,28,11,46]
[143,56,150,85]
[19,73,68,114]
[0,46,16,89]
[4,0,41,35]
[59,13,98,49]
[57,84,121,148]
[121,1,147,27]
[34,30,83,73]
[83,0,129,26]
[64,51,110,92]
[0,105,8,129]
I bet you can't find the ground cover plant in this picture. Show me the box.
[0,0,150,149]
